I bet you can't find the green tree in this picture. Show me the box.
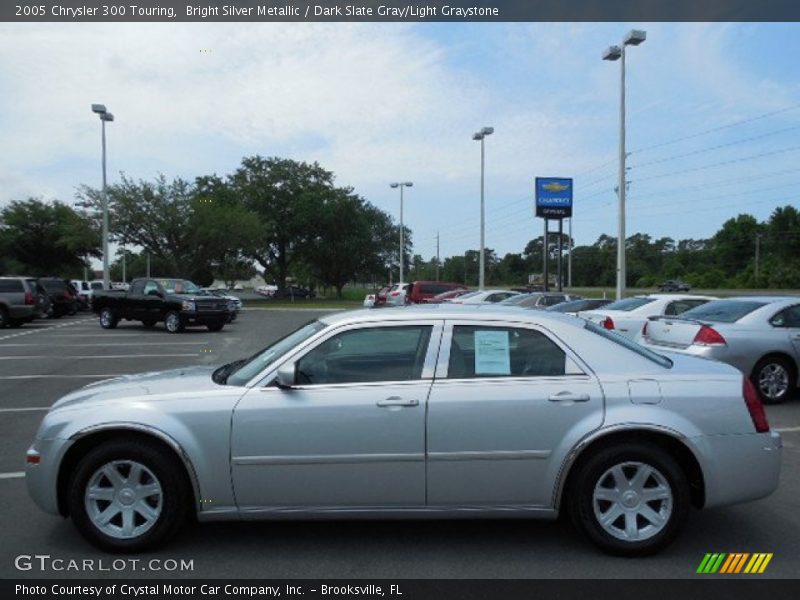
[0,198,100,276]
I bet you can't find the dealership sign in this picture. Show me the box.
[535,177,573,218]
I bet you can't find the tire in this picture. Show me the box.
[752,356,796,405]
[568,442,690,556]
[99,308,118,329]
[8,318,23,328]
[0,306,9,328]
[141,320,157,328]
[164,311,184,334]
[207,322,225,332]
[67,439,190,553]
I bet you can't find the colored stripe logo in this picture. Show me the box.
[697,553,773,574]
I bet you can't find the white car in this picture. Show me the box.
[384,283,410,306]
[255,285,278,297]
[449,289,521,305]
[363,294,376,308]
[580,294,716,341]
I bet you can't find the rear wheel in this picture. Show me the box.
[568,442,690,556]
[752,356,795,404]
[99,308,118,329]
[164,311,184,333]
[0,307,9,328]
[67,439,189,552]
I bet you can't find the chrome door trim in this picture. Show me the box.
[233,453,425,466]
[428,450,552,461]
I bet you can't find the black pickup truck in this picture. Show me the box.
[92,278,231,333]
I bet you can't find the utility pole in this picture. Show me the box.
[122,251,126,284]
[436,232,440,281]
[146,253,151,278]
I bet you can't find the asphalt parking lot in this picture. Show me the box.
[1,308,799,579]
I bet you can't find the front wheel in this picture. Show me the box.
[752,356,795,404]
[67,439,189,552]
[568,443,690,556]
[99,308,118,329]
[164,311,184,334]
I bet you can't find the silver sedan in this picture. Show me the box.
[26,306,781,556]
[640,296,800,404]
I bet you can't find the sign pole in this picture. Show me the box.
[557,219,563,292]
[543,219,549,292]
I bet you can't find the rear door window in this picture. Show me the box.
[447,325,567,379]
[602,297,657,312]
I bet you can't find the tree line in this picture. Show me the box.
[1,153,798,291]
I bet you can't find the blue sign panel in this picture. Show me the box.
[535,177,573,218]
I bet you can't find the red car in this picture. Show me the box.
[406,281,467,304]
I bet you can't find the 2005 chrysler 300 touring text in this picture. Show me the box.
[26,305,782,555]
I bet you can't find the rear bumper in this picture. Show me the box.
[692,431,782,508]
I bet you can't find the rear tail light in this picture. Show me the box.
[24,291,34,305]
[692,325,726,346]
[602,317,615,330]
[390,292,399,297]
[743,378,770,433]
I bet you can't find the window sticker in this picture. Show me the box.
[474,330,511,375]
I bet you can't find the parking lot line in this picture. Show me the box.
[0,353,199,360]
[0,374,122,380]
[775,426,800,433]
[0,318,94,342]
[0,407,50,413]
[0,472,25,480]
[0,341,211,347]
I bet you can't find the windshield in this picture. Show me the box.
[159,279,202,295]
[455,291,481,300]
[584,321,673,368]
[679,299,766,323]
[500,294,532,305]
[602,297,657,312]
[225,320,328,386]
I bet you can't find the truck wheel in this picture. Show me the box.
[164,311,184,333]
[0,307,9,328]
[207,322,224,332]
[68,438,190,552]
[568,442,689,556]
[99,308,118,329]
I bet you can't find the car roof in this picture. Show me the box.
[319,304,586,329]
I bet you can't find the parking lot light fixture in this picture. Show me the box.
[390,182,413,285]
[472,127,493,290]
[92,103,114,290]
[603,30,646,300]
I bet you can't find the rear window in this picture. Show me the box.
[41,280,66,291]
[679,300,766,323]
[0,279,25,293]
[602,297,657,312]
[584,321,672,368]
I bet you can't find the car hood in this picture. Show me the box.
[50,366,220,411]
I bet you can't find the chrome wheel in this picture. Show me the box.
[100,309,113,327]
[165,312,181,333]
[592,461,673,543]
[84,460,163,540]
[758,363,790,401]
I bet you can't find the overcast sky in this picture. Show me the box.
[1,22,799,262]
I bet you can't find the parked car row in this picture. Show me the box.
[0,275,88,327]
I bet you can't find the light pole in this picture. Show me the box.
[603,29,645,300]
[472,126,493,290]
[91,103,114,290]
[389,182,413,284]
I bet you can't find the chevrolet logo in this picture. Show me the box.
[542,182,570,192]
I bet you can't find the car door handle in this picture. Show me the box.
[376,397,419,407]
[548,392,591,403]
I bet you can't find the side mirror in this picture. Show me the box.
[275,362,296,389]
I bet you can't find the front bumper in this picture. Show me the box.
[693,431,782,508]
[26,437,74,516]
[182,310,229,325]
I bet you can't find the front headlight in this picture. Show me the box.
[182,300,196,312]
